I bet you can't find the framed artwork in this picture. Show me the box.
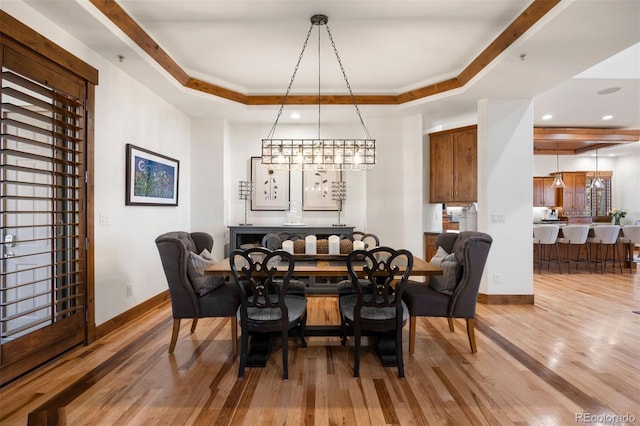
[125,144,179,206]
[250,156,290,211]
[302,169,341,211]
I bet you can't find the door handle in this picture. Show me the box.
[4,234,16,247]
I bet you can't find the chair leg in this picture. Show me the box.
[585,243,592,274]
[353,329,361,377]
[567,244,572,274]
[340,311,348,347]
[447,317,455,332]
[169,319,180,353]
[615,243,624,273]
[466,318,477,353]
[554,243,561,274]
[282,327,289,380]
[299,312,308,349]
[231,318,238,356]
[190,318,198,333]
[396,322,404,378]
[238,328,249,379]
[409,316,416,355]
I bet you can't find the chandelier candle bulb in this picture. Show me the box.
[305,235,317,254]
[328,235,340,255]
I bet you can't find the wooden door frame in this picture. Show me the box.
[1,10,98,343]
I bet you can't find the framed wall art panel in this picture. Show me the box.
[302,169,341,211]
[126,144,179,206]
[250,156,290,211]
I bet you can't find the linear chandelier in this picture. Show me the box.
[261,14,375,171]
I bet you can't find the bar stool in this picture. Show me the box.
[588,225,623,273]
[533,225,561,274]
[620,225,640,272]
[556,225,591,274]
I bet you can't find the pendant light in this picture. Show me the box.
[261,15,375,171]
[550,144,565,188]
[590,148,604,189]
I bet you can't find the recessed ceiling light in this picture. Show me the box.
[290,112,301,119]
[597,87,621,95]
[602,115,613,121]
[542,114,553,120]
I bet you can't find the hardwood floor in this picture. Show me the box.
[2,270,638,425]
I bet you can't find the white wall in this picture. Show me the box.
[224,117,424,254]
[4,2,193,325]
[477,99,534,296]
[93,71,191,325]
[225,122,368,229]
[615,152,640,225]
[191,118,227,259]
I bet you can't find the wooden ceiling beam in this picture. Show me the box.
[88,0,559,106]
[533,128,640,154]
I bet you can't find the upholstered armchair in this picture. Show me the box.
[155,231,241,354]
[402,231,492,354]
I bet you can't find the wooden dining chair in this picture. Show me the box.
[339,247,413,378]
[229,247,307,379]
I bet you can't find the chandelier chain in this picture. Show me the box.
[324,24,372,139]
[266,22,315,140]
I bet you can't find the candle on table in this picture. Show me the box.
[328,235,340,255]
[353,240,365,251]
[305,235,317,254]
[282,240,294,254]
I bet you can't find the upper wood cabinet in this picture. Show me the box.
[560,172,587,211]
[533,176,560,207]
[429,125,477,203]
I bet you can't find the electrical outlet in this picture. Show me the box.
[126,285,133,297]
[493,273,501,285]
[492,213,505,223]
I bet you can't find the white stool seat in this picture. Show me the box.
[588,225,622,273]
[620,225,640,270]
[557,225,591,273]
[533,225,561,274]
[620,225,640,244]
[588,225,620,244]
[533,225,560,244]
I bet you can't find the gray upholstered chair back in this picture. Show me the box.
[434,231,493,318]
[155,231,213,318]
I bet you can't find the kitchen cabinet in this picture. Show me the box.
[424,232,439,261]
[429,125,477,203]
[533,176,560,207]
[442,216,459,231]
[560,172,587,211]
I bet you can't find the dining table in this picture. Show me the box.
[205,253,442,278]
[205,253,442,367]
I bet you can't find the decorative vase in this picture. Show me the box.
[614,217,620,226]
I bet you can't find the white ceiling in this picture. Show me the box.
[13,0,640,155]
